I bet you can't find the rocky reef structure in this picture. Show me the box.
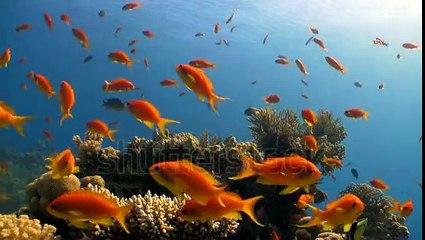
[340,183,409,240]
[314,232,344,240]
[0,214,58,240]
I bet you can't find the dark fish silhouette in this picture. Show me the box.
[195,32,205,37]
[98,10,106,17]
[102,98,125,111]
[223,39,229,46]
[83,56,93,63]
[226,11,236,24]
[251,80,257,85]
[416,181,422,190]
[347,218,368,240]
[301,78,309,87]
[354,82,362,88]
[301,94,309,100]
[244,107,260,116]
[230,26,237,33]
[263,33,270,45]
[351,168,359,179]
[305,36,314,46]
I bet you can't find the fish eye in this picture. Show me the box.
[154,166,160,171]
[50,204,58,209]
[178,65,183,68]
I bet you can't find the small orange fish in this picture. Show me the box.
[15,24,32,32]
[144,57,149,69]
[72,28,90,49]
[180,191,264,226]
[126,99,179,137]
[189,59,216,68]
[143,30,154,39]
[296,194,365,232]
[310,27,319,34]
[230,151,321,195]
[45,148,79,179]
[0,161,8,174]
[86,119,118,141]
[402,42,420,50]
[325,56,346,74]
[42,129,54,141]
[108,51,134,68]
[301,109,317,128]
[27,71,56,98]
[18,57,27,63]
[122,2,141,11]
[0,48,11,68]
[44,13,53,30]
[296,193,315,209]
[322,156,343,169]
[275,58,291,65]
[264,94,280,104]
[160,79,179,87]
[149,160,226,206]
[313,38,327,51]
[59,81,75,125]
[60,14,71,24]
[103,78,137,92]
[214,23,220,34]
[47,189,132,233]
[0,101,35,136]
[295,59,309,76]
[344,108,368,120]
[391,199,413,217]
[369,179,389,190]
[303,134,318,152]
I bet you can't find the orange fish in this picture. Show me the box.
[189,59,216,68]
[344,108,368,120]
[295,59,309,76]
[72,28,90,49]
[160,79,179,87]
[19,57,27,63]
[60,14,71,24]
[0,161,8,175]
[296,193,365,232]
[45,148,79,179]
[44,13,53,30]
[313,38,327,51]
[275,58,291,65]
[47,189,132,233]
[303,134,318,152]
[301,109,317,128]
[108,51,134,68]
[179,191,264,226]
[27,71,56,98]
[214,23,220,34]
[0,48,11,68]
[369,179,389,190]
[402,42,420,50]
[15,24,32,32]
[229,151,321,195]
[391,199,413,217]
[264,94,280,104]
[0,101,35,136]
[322,156,343,169]
[271,230,280,240]
[325,56,346,74]
[296,193,315,209]
[103,78,137,92]
[310,27,319,34]
[126,99,179,137]
[149,160,227,206]
[43,129,54,141]
[144,57,149,69]
[59,81,75,125]
[142,30,154,39]
[175,64,228,113]
[122,2,141,11]
[86,119,117,141]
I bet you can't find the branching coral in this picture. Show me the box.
[0,214,58,240]
[339,183,409,240]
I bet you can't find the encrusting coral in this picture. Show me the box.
[314,232,344,240]
[0,214,58,240]
[339,183,409,240]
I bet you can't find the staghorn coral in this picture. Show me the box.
[315,232,344,240]
[0,214,59,240]
[340,183,409,240]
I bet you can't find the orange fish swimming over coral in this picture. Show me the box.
[103,78,137,92]
[175,64,228,113]
[303,134,318,153]
[0,48,11,68]
[59,81,75,126]
[0,103,34,137]
[72,28,90,49]
[44,13,53,30]
[189,59,216,68]
[86,119,117,141]
[126,99,179,137]
[27,71,56,98]
[344,108,368,120]
[296,193,315,209]
[295,59,309,76]
[369,179,389,190]
[108,51,134,68]
[322,156,343,169]
[149,160,227,206]
[230,151,321,195]
[180,191,264,226]
[301,109,317,128]
[325,56,346,74]
[47,189,133,233]
[45,148,79,179]
[391,199,413,217]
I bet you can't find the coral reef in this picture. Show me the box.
[80,175,105,188]
[0,214,58,240]
[340,183,409,240]
[314,232,344,240]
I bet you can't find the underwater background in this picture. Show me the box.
[0,0,422,239]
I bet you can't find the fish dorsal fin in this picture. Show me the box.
[179,160,222,186]
[0,101,16,115]
[143,121,155,129]
[72,189,119,206]
[222,211,242,220]
[221,191,242,201]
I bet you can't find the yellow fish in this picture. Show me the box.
[46,148,79,179]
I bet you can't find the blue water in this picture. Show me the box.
[0,0,422,239]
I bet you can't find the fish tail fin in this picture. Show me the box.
[209,94,229,114]
[108,130,118,142]
[363,111,369,120]
[295,204,324,228]
[341,68,347,74]
[157,118,180,137]
[10,115,35,137]
[242,195,264,226]
[48,91,56,99]
[104,81,110,91]
[116,204,133,234]
[229,150,258,180]
[60,112,73,126]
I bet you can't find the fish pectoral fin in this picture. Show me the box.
[67,210,85,218]
[69,219,92,229]
[195,92,206,102]
[279,186,300,195]
[142,121,155,129]
[322,222,334,231]
[95,217,115,226]
[343,223,352,232]
[222,211,242,220]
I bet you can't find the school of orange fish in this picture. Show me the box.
[0,2,421,237]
